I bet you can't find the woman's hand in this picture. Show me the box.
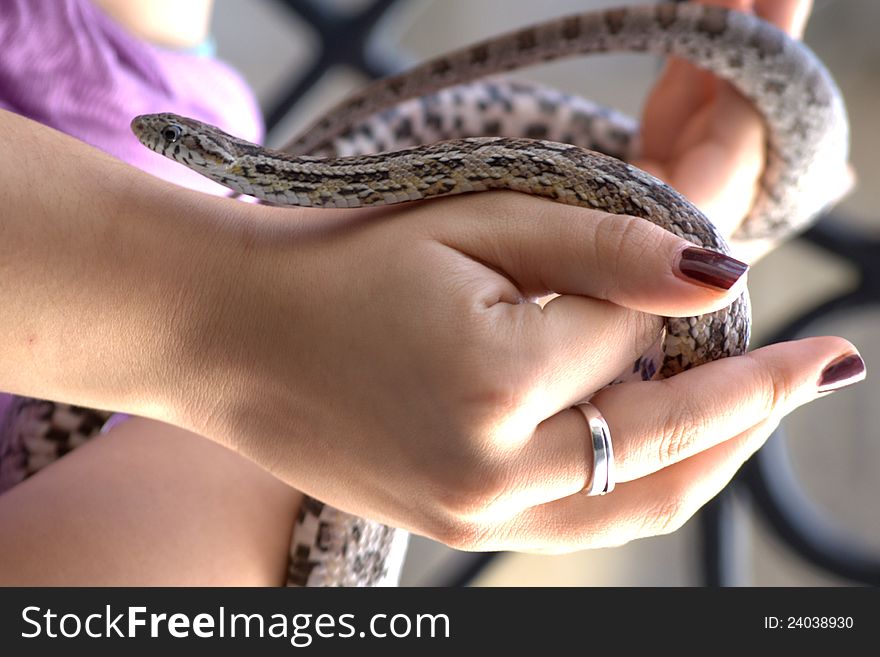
[0,109,862,553]
[636,0,851,263]
[176,191,864,551]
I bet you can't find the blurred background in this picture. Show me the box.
[209,0,879,585]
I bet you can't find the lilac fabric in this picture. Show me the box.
[0,0,263,190]
[0,0,264,458]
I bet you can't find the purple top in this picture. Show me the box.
[0,0,264,445]
[0,0,263,191]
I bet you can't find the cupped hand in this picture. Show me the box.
[636,0,852,262]
[171,191,863,551]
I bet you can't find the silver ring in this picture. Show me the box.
[575,402,615,496]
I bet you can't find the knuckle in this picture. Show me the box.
[453,315,535,399]
[448,355,534,429]
[590,213,654,296]
[430,519,494,551]
[751,357,795,419]
[654,390,706,466]
[642,487,692,537]
[474,190,522,220]
[431,457,511,519]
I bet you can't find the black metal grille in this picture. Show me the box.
[264,0,411,133]
[266,0,879,587]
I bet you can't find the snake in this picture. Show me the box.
[5,2,848,586]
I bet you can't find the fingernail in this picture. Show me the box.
[817,353,866,393]
[675,247,749,291]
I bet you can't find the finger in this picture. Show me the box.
[640,0,760,162]
[507,294,664,419]
[429,192,749,318]
[653,85,764,237]
[755,0,812,37]
[693,0,812,36]
[475,338,863,552]
[640,61,716,164]
[482,418,773,553]
[590,337,864,483]
[489,337,863,514]
[640,0,811,168]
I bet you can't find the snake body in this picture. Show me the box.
[282,2,849,240]
[7,3,848,586]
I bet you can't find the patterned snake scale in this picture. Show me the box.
[8,3,849,586]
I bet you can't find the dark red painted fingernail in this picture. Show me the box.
[818,353,866,393]
[675,247,749,291]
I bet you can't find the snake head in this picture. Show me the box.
[131,112,239,175]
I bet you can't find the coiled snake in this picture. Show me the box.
[9,3,849,586]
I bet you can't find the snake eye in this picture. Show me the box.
[161,124,183,143]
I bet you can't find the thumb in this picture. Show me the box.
[435,191,749,318]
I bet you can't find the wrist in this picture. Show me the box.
[149,197,315,452]
[125,188,264,433]
[163,202,366,466]
[0,111,265,436]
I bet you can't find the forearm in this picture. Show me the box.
[0,109,242,420]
